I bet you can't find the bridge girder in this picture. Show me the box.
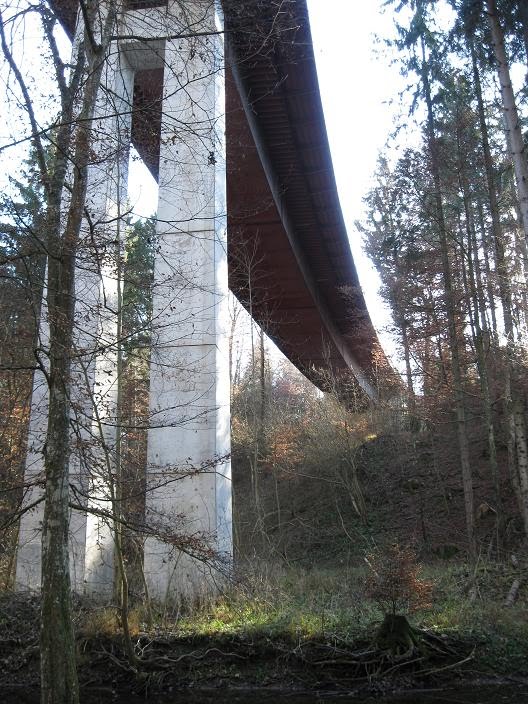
[50,0,383,396]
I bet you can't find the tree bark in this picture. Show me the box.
[470,37,528,541]
[40,5,118,701]
[420,37,475,556]
[460,173,502,547]
[401,321,415,403]
[517,0,528,75]
[486,0,528,243]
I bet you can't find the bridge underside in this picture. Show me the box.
[53,0,380,392]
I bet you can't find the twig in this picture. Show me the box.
[416,648,475,677]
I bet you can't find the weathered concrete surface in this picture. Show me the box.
[142,1,232,601]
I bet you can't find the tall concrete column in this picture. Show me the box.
[14,304,50,591]
[81,46,135,598]
[15,28,134,595]
[143,0,232,601]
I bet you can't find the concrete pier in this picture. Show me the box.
[142,1,232,601]
[81,46,135,598]
[16,29,135,597]
[16,0,232,601]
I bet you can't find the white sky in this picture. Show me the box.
[307,0,404,357]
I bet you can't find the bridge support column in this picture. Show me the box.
[14,318,50,591]
[143,1,232,601]
[81,48,135,598]
[15,37,134,597]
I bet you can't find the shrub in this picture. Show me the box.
[365,543,433,617]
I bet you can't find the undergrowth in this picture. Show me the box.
[2,561,527,693]
[76,561,528,664]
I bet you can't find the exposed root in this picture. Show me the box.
[0,593,483,695]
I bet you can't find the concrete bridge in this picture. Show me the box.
[15,0,380,600]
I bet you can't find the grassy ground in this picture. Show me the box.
[80,561,528,682]
[1,562,527,696]
[113,562,527,640]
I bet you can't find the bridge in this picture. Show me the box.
[15,0,381,599]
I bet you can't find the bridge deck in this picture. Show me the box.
[50,0,383,393]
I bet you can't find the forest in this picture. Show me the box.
[1,0,528,703]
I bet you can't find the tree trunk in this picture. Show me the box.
[259,328,266,445]
[471,37,528,541]
[40,5,118,701]
[486,0,528,243]
[421,38,475,556]
[401,321,414,401]
[517,0,528,75]
[460,172,502,547]
[476,199,498,335]
[40,295,79,704]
